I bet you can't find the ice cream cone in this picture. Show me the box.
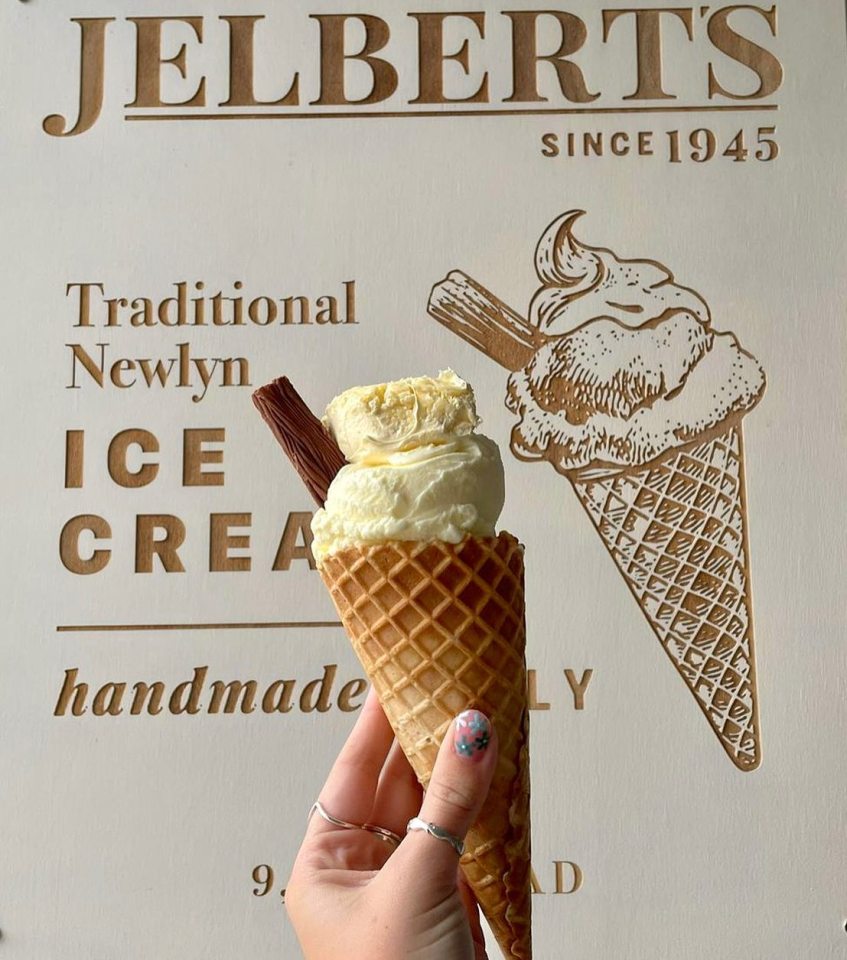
[319,532,532,960]
[569,421,760,770]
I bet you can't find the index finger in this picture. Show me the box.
[310,686,395,835]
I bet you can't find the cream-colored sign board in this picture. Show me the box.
[2,2,846,957]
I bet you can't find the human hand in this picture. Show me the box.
[285,688,498,960]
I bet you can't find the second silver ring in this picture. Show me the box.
[406,816,466,856]
[309,800,402,848]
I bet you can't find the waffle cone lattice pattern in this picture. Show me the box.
[571,423,760,770]
[320,533,531,959]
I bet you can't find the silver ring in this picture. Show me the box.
[308,801,402,848]
[406,816,465,856]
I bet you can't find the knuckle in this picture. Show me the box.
[336,751,379,780]
[427,777,476,816]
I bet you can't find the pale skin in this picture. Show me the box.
[285,688,498,960]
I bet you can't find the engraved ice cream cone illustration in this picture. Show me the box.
[428,211,766,771]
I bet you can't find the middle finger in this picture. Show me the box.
[368,739,423,838]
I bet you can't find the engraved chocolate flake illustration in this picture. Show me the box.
[428,210,766,771]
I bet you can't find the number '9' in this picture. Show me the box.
[690,128,716,162]
[252,864,274,897]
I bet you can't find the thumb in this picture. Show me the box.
[397,710,498,887]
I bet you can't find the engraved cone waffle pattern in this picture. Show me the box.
[320,533,531,960]
[571,423,760,770]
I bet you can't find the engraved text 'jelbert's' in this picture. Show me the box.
[44,8,782,136]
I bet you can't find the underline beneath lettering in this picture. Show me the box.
[124,103,779,123]
[56,621,343,633]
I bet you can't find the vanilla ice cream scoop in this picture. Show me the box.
[311,371,504,562]
[507,212,765,473]
[323,369,479,461]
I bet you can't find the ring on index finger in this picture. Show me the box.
[308,800,403,848]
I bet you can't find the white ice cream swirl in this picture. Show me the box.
[507,211,765,475]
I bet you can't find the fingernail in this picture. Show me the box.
[453,710,491,761]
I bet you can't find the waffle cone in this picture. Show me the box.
[570,422,760,770]
[319,532,531,959]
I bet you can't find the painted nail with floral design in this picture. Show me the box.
[452,709,491,762]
